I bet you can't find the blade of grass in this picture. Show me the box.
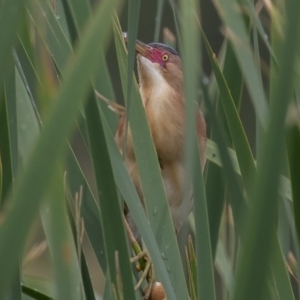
[15,69,40,165]
[64,0,91,36]
[0,80,13,206]
[85,94,136,299]
[205,39,243,255]
[281,190,300,291]
[102,275,114,300]
[213,0,269,129]
[2,65,23,300]
[5,66,19,177]
[186,237,198,300]
[126,0,141,106]
[0,149,2,202]
[26,0,73,70]
[53,164,97,300]
[52,0,71,42]
[180,0,216,299]
[99,107,178,300]
[123,0,141,161]
[207,139,293,205]
[60,1,134,295]
[232,0,300,297]
[0,0,122,295]
[201,81,247,237]
[215,240,233,296]
[286,120,300,245]
[271,233,295,300]
[21,3,110,275]
[206,163,225,257]
[154,0,165,41]
[66,146,107,272]
[221,41,243,113]
[22,277,55,300]
[65,196,97,300]
[62,0,121,131]
[16,48,85,300]
[41,171,85,300]
[16,41,96,299]
[239,0,277,64]
[0,0,24,88]
[251,4,264,161]
[207,139,241,174]
[93,55,119,132]
[201,26,256,196]
[22,284,54,300]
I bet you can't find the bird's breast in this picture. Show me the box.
[141,84,185,162]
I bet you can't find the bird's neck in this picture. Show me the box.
[137,56,184,109]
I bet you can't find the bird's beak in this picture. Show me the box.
[122,32,156,63]
[135,40,152,58]
[122,32,152,58]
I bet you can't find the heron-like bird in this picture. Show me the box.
[115,39,207,237]
[98,38,207,299]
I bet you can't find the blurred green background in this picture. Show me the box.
[1,0,300,299]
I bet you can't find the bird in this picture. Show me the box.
[114,38,207,239]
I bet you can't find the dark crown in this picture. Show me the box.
[148,43,179,56]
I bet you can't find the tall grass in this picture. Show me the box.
[0,0,299,299]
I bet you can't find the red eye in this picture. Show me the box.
[162,54,169,61]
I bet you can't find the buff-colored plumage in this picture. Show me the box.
[115,41,206,236]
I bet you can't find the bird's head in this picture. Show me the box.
[135,40,183,94]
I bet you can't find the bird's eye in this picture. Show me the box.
[162,54,169,61]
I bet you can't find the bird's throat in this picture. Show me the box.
[137,55,175,108]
